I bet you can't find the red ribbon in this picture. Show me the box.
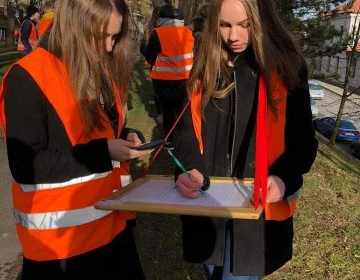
[254,76,268,209]
[142,99,191,177]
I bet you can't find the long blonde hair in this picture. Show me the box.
[49,0,131,133]
[187,0,304,114]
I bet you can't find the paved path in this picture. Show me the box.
[317,80,360,105]
[0,130,21,280]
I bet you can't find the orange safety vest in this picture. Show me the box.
[190,78,298,221]
[0,48,133,260]
[150,26,194,80]
[37,19,53,39]
[17,20,38,51]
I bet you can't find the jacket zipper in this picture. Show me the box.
[230,71,237,174]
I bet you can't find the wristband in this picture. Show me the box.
[200,175,210,191]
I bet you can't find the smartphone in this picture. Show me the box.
[132,139,167,150]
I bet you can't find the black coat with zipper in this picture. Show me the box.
[174,49,318,276]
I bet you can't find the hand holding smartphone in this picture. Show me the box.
[132,139,167,150]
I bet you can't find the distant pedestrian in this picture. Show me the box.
[145,4,194,141]
[18,5,40,55]
[37,0,56,39]
[140,6,163,125]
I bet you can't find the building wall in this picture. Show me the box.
[315,12,360,88]
[0,0,5,15]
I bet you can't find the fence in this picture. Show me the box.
[0,26,20,45]
[0,26,5,41]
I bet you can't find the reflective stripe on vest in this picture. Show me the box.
[113,161,136,220]
[0,48,128,260]
[152,64,193,73]
[13,206,112,230]
[121,174,132,187]
[190,77,297,221]
[17,21,38,51]
[18,160,122,193]
[150,26,194,80]
[157,53,194,62]
[19,171,111,193]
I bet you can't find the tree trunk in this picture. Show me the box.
[5,0,17,47]
[178,0,209,25]
[30,0,42,9]
[329,15,360,145]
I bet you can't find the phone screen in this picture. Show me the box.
[132,139,166,150]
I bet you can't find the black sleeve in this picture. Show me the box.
[174,103,207,179]
[20,20,32,52]
[120,127,146,143]
[268,67,318,198]
[4,65,113,184]
[144,30,161,66]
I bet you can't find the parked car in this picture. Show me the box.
[308,79,325,99]
[310,97,318,117]
[350,140,360,159]
[313,117,360,141]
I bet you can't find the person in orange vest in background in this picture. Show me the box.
[145,4,194,142]
[17,5,40,55]
[140,6,163,125]
[174,0,318,279]
[37,0,56,39]
[0,0,152,279]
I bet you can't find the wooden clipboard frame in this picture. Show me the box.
[95,175,263,219]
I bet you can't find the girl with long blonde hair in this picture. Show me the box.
[0,0,151,278]
[175,0,318,279]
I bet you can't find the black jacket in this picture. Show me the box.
[175,49,318,275]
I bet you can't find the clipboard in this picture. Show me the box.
[95,175,263,219]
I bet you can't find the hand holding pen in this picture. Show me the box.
[161,144,208,198]
[175,169,206,198]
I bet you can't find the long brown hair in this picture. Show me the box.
[187,0,304,114]
[49,0,131,133]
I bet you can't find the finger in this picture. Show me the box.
[128,133,142,145]
[176,181,191,197]
[266,190,282,203]
[178,173,192,184]
[128,148,154,159]
[188,169,203,184]
[176,180,200,198]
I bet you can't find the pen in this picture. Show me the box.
[166,149,205,195]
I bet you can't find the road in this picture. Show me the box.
[316,87,360,128]
[314,84,360,157]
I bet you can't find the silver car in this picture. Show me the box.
[308,80,324,100]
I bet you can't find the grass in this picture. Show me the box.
[0,47,359,279]
[0,47,20,78]
[264,144,360,280]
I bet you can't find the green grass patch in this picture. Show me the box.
[0,49,21,79]
[0,46,17,54]
[264,146,360,280]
